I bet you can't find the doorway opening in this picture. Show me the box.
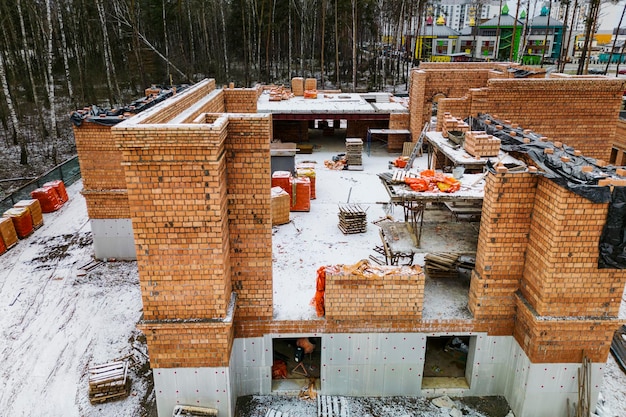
[421,335,471,389]
[271,337,322,392]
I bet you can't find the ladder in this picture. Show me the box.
[403,122,429,171]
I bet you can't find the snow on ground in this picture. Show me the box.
[1,141,626,416]
[0,180,152,416]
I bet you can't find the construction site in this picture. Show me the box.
[67,62,626,417]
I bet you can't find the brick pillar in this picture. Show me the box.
[514,177,626,363]
[116,125,232,321]
[223,86,261,113]
[469,171,537,330]
[73,122,130,218]
[225,115,273,321]
[409,70,428,137]
[521,178,613,317]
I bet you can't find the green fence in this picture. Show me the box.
[0,156,81,213]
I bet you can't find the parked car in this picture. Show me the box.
[619,68,626,75]
[588,68,607,75]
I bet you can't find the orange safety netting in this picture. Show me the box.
[31,186,64,213]
[404,169,461,193]
[310,266,326,317]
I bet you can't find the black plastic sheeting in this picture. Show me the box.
[70,84,189,127]
[470,113,624,269]
[470,114,612,203]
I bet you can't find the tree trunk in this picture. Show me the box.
[56,0,75,106]
[97,0,120,104]
[605,2,626,74]
[577,0,600,74]
[320,0,326,87]
[219,0,229,79]
[45,0,59,148]
[335,0,339,87]
[352,0,357,92]
[0,49,27,165]
[17,0,48,138]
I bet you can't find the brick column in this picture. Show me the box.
[515,177,626,363]
[116,124,232,321]
[73,122,130,218]
[409,70,427,137]
[225,115,274,321]
[469,171,537,332]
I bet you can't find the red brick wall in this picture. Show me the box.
[224,85,262,113]
[346,119,388,139]
[116,125,232,322]
[140,79,218,124]
[389,112,410,130]
[273,120,309,142]
[471,78,624,160]
[73,122,130,218]
[469,171,538,321]
[521,177,626,317]
[436,97,471,131]
[80,190,130,219]
[612,119,626,165]
[225,115,274,321]
[409,69,493,137]
[513,295,617,363]
[138,321,234,368]
[324,264,425,320]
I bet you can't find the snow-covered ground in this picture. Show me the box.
[1,139,625,416]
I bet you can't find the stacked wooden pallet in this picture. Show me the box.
[345,138,363,170]
[424,253,475,278]
[88,360,131,404]
[338,204,366,234]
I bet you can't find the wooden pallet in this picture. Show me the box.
[88,360,130,404]
[338,204,367,234]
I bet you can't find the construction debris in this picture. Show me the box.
[424,253,475,279]
[88,359,131,404]
[337,204,367,234]
[298,378,318,401]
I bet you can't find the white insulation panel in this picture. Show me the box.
[153,334,605,417]
[153,366,233,417]
[91,218,137,260]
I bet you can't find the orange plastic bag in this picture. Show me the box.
[437,176,461,193]
[272,360,288,379]
[405,177,429,192]
[311,266,326,317]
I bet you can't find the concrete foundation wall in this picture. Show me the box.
[201,333,603,417]
[153,366,233,417]
[91,218,136,260]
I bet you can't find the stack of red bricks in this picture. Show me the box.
[271,187,290,225]
[271,171,311,212]
[291,77,304,96]
[0,216,18,255]
[441,113,470,139]
[463,131,501,157]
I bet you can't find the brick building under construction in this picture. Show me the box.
[72,63,626,417]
